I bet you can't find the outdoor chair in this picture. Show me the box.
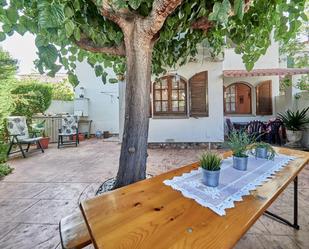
[58,115,79,148]
[266,118,286,145]
[246,120,266,141]
[225,118,235,135]
[7,116,44,158]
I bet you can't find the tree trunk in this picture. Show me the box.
[114,22,153,188]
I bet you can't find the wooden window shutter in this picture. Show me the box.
[256,80,272,115]
[189,71,209,117]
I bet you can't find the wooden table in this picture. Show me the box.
[80,147,309,249]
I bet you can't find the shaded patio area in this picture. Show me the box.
[0,139,308,249]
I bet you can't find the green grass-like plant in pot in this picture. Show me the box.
[248,142,276,160]
[199,151,222,187]
[228,130,252,171]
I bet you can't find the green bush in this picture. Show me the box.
[51,80,74,101]
[0,163,13,178]
[11,80,53,118]
[0,49,18,173]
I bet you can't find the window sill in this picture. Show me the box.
[224,114,255,117]
[151,115,189,119]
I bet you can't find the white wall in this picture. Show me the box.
[75,61,119,134]
[45,100,74,115]
[148,59,224,143]
[223,36,279,70]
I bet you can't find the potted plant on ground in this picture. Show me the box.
[199,151,222,187]
[228,130,252,171]
[249,142,276,160]
[278,107,309,147]
[31,120,49,149]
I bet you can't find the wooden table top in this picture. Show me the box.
[80,147,309,249]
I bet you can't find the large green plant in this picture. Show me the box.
[278,107,309,131]
[11,80,53,119]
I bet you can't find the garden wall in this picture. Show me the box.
[45,100,74,115]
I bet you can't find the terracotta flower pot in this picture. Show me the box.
[72,133,85,142]
[38,137,49,149]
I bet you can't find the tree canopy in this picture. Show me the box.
[0,0,307,86]
[280,1,308,91]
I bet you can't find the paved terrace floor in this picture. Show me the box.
[0,139,308,249]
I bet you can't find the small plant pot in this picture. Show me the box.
[38,137,49,149]
[286,130,303,147]
[201,168,220,187]
[255,147,268,159]
[233,156,248,171]
[72,133,85,142]
[103,131,111,139]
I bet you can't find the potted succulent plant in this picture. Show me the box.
[199,151,222,187]
[31,120,49,149]
[228,130,252,171]
[249,142,276,160]
[278,107,309,147]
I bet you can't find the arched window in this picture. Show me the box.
[153,75,187,116]
[224,83,252,114]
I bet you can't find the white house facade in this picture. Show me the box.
[74,36,308,143]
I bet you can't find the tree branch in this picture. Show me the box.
[144,0,183,37]
[91,0,134,28]
[75,38,125,56]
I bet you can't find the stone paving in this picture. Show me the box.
[0,139,308,249]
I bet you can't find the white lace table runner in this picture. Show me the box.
[163,154,294,216]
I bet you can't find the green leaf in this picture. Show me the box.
[6,7,18,23]
[101,72,107,84]
[2,24,12,34]
[65,20,75,38]
[68,73,79,87]
[15,23,27,35]
[129,0,142,10]
[64,6,74,18]
[74,28,81,41]
[109,78,118,84]
[38,45,58,68]
[234,0,244,20]
[209,0,231,24]
[51,3,65,20]
[73,0,81,11]
[95,65,103,77]
[0,32,6,41]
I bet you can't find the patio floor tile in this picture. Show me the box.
[0,199,39,222]
[13,200,79,225]
[0,182,48,199]
[33,183,91,201]
[1,140,308,248]
[234,234,265,249]
[0,222,20,240]
[0,223,59,249]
